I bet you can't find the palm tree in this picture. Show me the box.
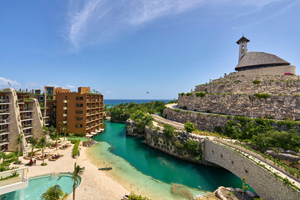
[16,133,23,163]
[72,162,84,200]
[41,184,68,200]
[55,131,59,150]
[62,126,68,141]
[43,125,49,135]
[39,137,47,165]
[29,137,38,160]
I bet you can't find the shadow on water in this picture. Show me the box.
[94,120,244,192]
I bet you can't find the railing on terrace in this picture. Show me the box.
[0,119,9,123]
[23,108,33,111]
[0,167,29,194]
[24,116,32,119]
[0,129,9,133]
[0,109,9,113]
[0,138,9,143]
[0,99,10,103]
[23,124,32,128]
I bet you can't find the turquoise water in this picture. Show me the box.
[88,120,243,199]
[2,173,81,200]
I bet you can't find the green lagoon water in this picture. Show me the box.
[87,120,243,199]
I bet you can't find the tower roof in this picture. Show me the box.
[236,36,250,44]
[235,52,290,70]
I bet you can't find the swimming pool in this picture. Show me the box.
[2,173,81,200]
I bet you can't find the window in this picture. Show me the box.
[76,117,83,121]
[76,97,83,100]
[76,104,83,107]
[65,96,68,100]
[76,110,83,114]
[75,124,83,128]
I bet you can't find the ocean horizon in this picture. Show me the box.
[104,99,172,106]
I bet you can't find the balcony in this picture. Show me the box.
[63,121,67,124]
[0,138,9,146]
[0,167,29,195]
[0,109,10,115]
[63,114,67,117]
[63,100,67,103]
[22,124,33,130]
[63,107,67,110]
[24,133,33,138]
[0,99,10,104]
[0,129,9,136]
[20,108,33,113]
[43,116,50,119]
[0,119,9,125]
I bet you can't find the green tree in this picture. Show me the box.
[163,124,175,139]
[184,121,196,133]
[39,137,47,166]
[43,125,49,135]
[29,137,38,160]
[16,133,23,163]
[242,177,249,200]
[62,125,68,141]
[41,185,68,200]
[72,162,84,200]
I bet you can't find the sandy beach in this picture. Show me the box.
[14,139,129,200]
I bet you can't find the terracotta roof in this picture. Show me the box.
[236,36,250,44]
[235,52,290,70]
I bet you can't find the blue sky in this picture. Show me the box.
[0,0,300,99]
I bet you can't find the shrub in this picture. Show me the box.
[179,93,185,96]
[254,93,271,99]
[253,80,261,84]
[184,122,195,133]
[182,106,187,110]
[186,92,192,96]
[174,109,180,112]
[184,140,200,154]
[174,140,183,149]
[128,193,150,200]
[72,142,80,157]
[163,124,175,139]
[154,127,160,132]
[206,110,211,113]
[196,92,206,97]
[70,139,81,144]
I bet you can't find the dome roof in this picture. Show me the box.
[235,52,290,70]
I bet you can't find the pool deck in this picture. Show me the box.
[13,139,129,200]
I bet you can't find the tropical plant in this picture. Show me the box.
[29,137,38,160]
[15,133,23,163]
[41,184,68,200]
[43,125,49,135]
[39,137,47,166]
[242,177,249,200]
[72,163,84,200]
[163,124,175,139]
[184,121,196,133]
[62,126,68,141]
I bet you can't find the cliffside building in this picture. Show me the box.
[234,36,295,76]
[0,88,44,152]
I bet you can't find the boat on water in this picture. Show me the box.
[98,167,112,170]
[108,146,116,151]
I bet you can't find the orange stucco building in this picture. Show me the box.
[56,87,104,136]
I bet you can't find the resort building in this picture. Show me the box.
[234,36,295,76]
[0,88,44,152]
[56,87,104,137]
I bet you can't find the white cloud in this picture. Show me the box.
[66,0,282,48]
[0,77,20,88]
[24,82,44,89]
[65,84,76,89]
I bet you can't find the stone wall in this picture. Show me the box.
[8,88,24,152]
[163,107,228,132]
[196,78,300,95]
[178,94,300,120]
[31,99,44,140]
[163,107,300,132]
[145,127,215,166]
[227,65,295,77]
[205,139,300,200]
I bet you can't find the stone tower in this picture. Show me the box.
[236,36,250,62]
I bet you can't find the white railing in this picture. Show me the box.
[0,167,29,195]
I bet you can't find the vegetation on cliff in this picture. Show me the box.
[106,101,166,122]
